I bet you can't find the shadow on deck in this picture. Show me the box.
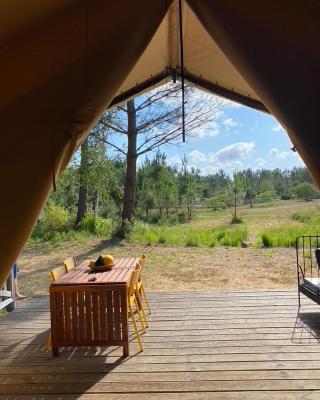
[1,290,320,399]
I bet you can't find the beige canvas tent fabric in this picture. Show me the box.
[187,0,320,183]
[0,0,172,287]
[0,0,319,287]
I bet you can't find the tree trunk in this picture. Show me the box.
[93,189,100,217]
[75,137,89,226]
[122,100,137,222]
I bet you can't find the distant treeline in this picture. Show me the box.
[50,149,315,222]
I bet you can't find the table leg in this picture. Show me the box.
[52,346,59,357]
[123,342,129,357]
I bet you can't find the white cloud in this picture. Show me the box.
[199,165,220,176]
[255,158,266,168]
[269,148,289,159]
[166,155,183,170]
[209,142,255,165]
[224,160,243,169]
[189,123,220,141]
[188,150,207,163]
[223,118,239,128]
[272,122,285,133]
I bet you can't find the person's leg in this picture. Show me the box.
[12,263,26,300]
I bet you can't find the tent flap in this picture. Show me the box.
[0,0,172,287]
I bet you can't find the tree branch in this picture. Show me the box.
[91,132,127,156]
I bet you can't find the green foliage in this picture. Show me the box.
[219,227,248,247]
[80,213,113,236]
[130,220,247,248]
[186,234,199,247]
[260,227,308,248]
[32,202,70,240]
[294,182,317,201]
[114,219,133,240]
[256,190,277,204]
[205,190,232,210]
[231,215,243,224]
[260,207,320,248]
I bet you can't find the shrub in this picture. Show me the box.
[177,210,189,223]
[281,191,293,200]
[231,215,243,224]
[205,190,232,210]
[295,183,317,201]
[261,232,273,247]
[292,210,313,223]
[81,213,113,236]
[114,219,133,239]
[158,234,166,244]
[219,227,248,247]
[256,191,277,204]
[213,230,226,241]
[260,226,309,248]
[37,202,70,240]
[186,234,199,247]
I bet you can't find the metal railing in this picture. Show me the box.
[0,272,15,312]
[296,235,320,307]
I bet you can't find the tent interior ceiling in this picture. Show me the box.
[0,0,78,45]
[110,1,265,111]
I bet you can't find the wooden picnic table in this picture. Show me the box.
[49,257,138,357]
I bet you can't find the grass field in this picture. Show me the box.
[17,199,320,296]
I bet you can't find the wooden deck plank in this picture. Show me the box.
[0,289,320,398]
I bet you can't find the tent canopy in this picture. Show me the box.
[0,0,319,286]
[110,1,267,112]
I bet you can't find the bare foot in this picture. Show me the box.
[14,294,27,300]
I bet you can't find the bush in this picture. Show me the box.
[256,191,277,204]
[231,215,243,224]
[177,210,189,223]
[114,219,133,239]
[186,234,199,247]
[219,227,248,247]
[32,202,70,240]
[281,191,293,200]
[260,226,309,247]
[205,190,232,210]
[81,213,113,236]
[158,234,166,244]
[292,210,313,223]
[295,183,317,201]
[261,232,273,247]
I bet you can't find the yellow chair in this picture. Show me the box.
[136,254,152,315]
[64,256,77,272]
[49,265,67,283]
[128,263,146,352]
[47,264,68,349]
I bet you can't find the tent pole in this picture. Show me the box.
[178,0,185,142]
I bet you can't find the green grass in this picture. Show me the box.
[260,226,310,248]
[131,221,248,247]
[259,207,320,247]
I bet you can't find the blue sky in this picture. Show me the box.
[107,86,305,175]
[159,96,304,175]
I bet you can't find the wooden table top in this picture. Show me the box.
[51,257,138,286]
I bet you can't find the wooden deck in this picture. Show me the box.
[1,290,320,399]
